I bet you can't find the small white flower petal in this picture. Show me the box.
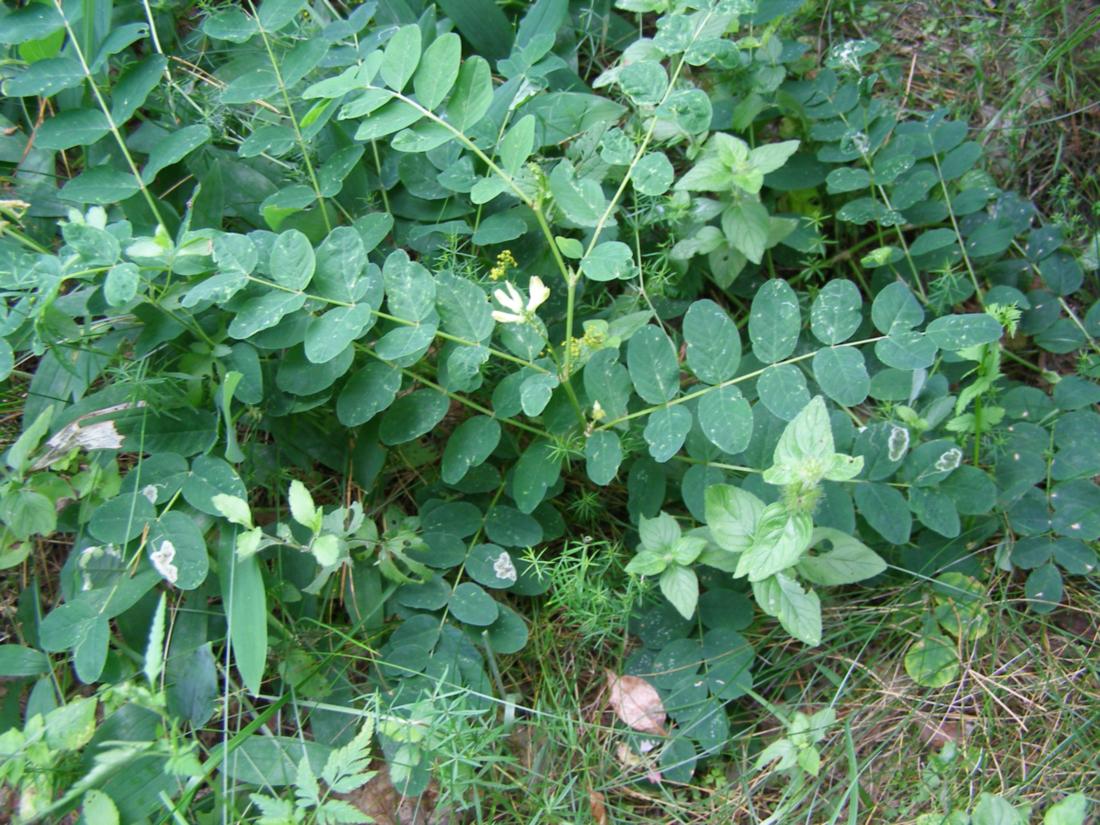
[494,281,524,314]
[492,310,524,324]
[526,276,549,311]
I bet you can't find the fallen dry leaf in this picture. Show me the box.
[606,669,667,735]
[589,790,607,825]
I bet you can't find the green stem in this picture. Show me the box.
[255,21,332,232]
[598,335,886,430]
[52,0,164,227]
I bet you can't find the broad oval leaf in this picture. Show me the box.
[684,299,741,384]
[627,325,680,404]
[749,280,801,363]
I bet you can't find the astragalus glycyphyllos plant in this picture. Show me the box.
[0,0,1097,815]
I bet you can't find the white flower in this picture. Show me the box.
[492,277,549,324]
[151,540,179,585]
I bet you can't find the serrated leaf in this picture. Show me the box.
[797,527,885,585]
[705,484,764,553]
[751,573,821,646]
[660,564,699,619]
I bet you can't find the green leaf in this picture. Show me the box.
[627,325,680,404]
[684,299,741,384]
[619,60,668,106]
[810,279,862,345]
[659,565,699,620]
[757,364,811,421]
[0,5,63,45]
[735,506,812,581]
[382,24,424,91]
[4,57,84,97]
[0,644,50,678]
[585,430,623,486]
[853,482,911,544]
[445,56,493,131]
[111,55,167,122]
[632,152,675,195]
[751,573,822,646]
[797,528,886,585]
[722,200,771,264]
[749,140,800,174]
[383,249,436,321]
[270,229,315,290]
[512,440,561,513]
[149,512,209,589]
[825,167,871,194]
[183,455,248,517]
[1025,563,1063,613]
[60,168,140,205]
[436,0,514,59]
[639,511,681,552]
[218,534,267,696]
[705,484,764,554]
[499,115,536,176]
[89,492,156,545]
[379,390,449,445]
[36,109,109,151]
[549,160,606,228]
[436,272,494,340]
[874,330,937,370]
[305,304,374,364]
[871,282,923,334]
[352,97,421,140]
[0,339,11,383]
[749,279,801,363]
[697,385,753,454]
[643,405,692,463]
[904,634,958,687]
[202,6,258,42]
[413,32,460,110]
[812,347,869,406]
[441,415,500,485]
[104,263,141,307]
[581,241,634,281]
[82,791,120,825]
[485,505,542,547]
[1043,794,1089,825]
[288,480,318,531]
[228,292,307,339]
[925,314,1003,350]
[449,582,498,626]
[257,0,305,32]
[141,124,211,184]
[466,543,519,589]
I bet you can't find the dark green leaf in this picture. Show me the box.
[750,280,801,363]
[627,326,681,404]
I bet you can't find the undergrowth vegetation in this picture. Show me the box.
[0,0,1097,822]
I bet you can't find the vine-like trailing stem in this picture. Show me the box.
[597,335,886,430]
[255,20,332,233]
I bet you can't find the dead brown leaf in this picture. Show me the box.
[589,790,608,825]
[605,669,667,735]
